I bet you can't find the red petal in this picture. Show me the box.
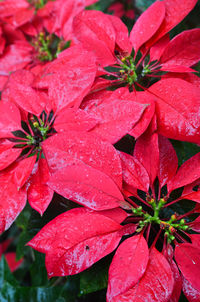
[189,217,200,232]
[54,108,98,133]
[46,231,122,277]
[129,1,165,54]
[158,135,178,187]
[27,158,54,215]
[148,78,200,143]
[0,0,29,17]
[3,70,50,116]
[0,171,27,233]
[35,46,97,110]
[0,41,32,74]
[182,277,200,302]
[8,8,34,28]
[163,72,200,89]
[43,131,122,188]
[108,15,132,54]
[28,208,123,276]
[13,155,37,189]
[98,208,128,224]
[134,131,159,187]
[175,243,200,292]
[111,248,174,302]
[167,152,200,193]
[0,102,21,138]
[107,234,149,301]
[73,10,116,66]
[169,261,182,302]
[0,141,21,170]
[28,208,122,253]
[129,91,155,139]
[119,151,150,193]
[146,0,198,48]
[48,161,123,210]
[150,34,170,62]
[160,29,200,67]
[88,92,147,144]
[179,190,200,203]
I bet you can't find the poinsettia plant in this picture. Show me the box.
[0,0,200,301]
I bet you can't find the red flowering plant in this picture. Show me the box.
[72,0,200,144]
[0,45,100,233]
[27,124,200,301]
[0,1,200,301]
[0,0,98,90]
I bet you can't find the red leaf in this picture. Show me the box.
[54,108,98,133]
[129,91,155,139]
[148,78,200,143]
[46,231,122,277]
[110,248,174,302]
[28,208,123,276]
[150,34,170,62]
[175,243,200,292]
[0,101,21,138]
[129,1,165,54]
[107,234,149,301]
[0,171,27,233]
[169,261,182,302]
[189,217,200,232]
[4,75,50,116]
[182,277,200,302]
[0,41,32,74]
[35,46,97,110]
[0,0,29,17]
[87,91,147,144]
[73,10,116,66]
[167,152,200,193]
[48,161,123,210]
[160,29,200,67]
[158,135,178,187]
[27,157,54,215]
[28,208,122,253]
[13,155,37,189]
[134,131,159,187]
[42,131,122,188]
[99,208,128,224]
[0,141,21,170]
[108,15,132,54]
[119,151,150,193]
[146,0,198,48]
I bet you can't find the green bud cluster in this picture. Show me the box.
[131,197,189,242]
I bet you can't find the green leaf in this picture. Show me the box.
[79,257,110,296]
[0,256,18,288]
[30,252,48,286]
[135,0,156,11]
[171,140,200,166]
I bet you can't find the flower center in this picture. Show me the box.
[104,51,163,91]
[131,197,189,243]
[11,110,56,156]
[28,0,49,10]
[31,32,71,62]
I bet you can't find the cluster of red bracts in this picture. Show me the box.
[1,0,200,301]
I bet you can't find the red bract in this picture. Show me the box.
[28,128,200,301]
[0,0,98,90]
[72,0,200,143]
[0,47,100,232]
